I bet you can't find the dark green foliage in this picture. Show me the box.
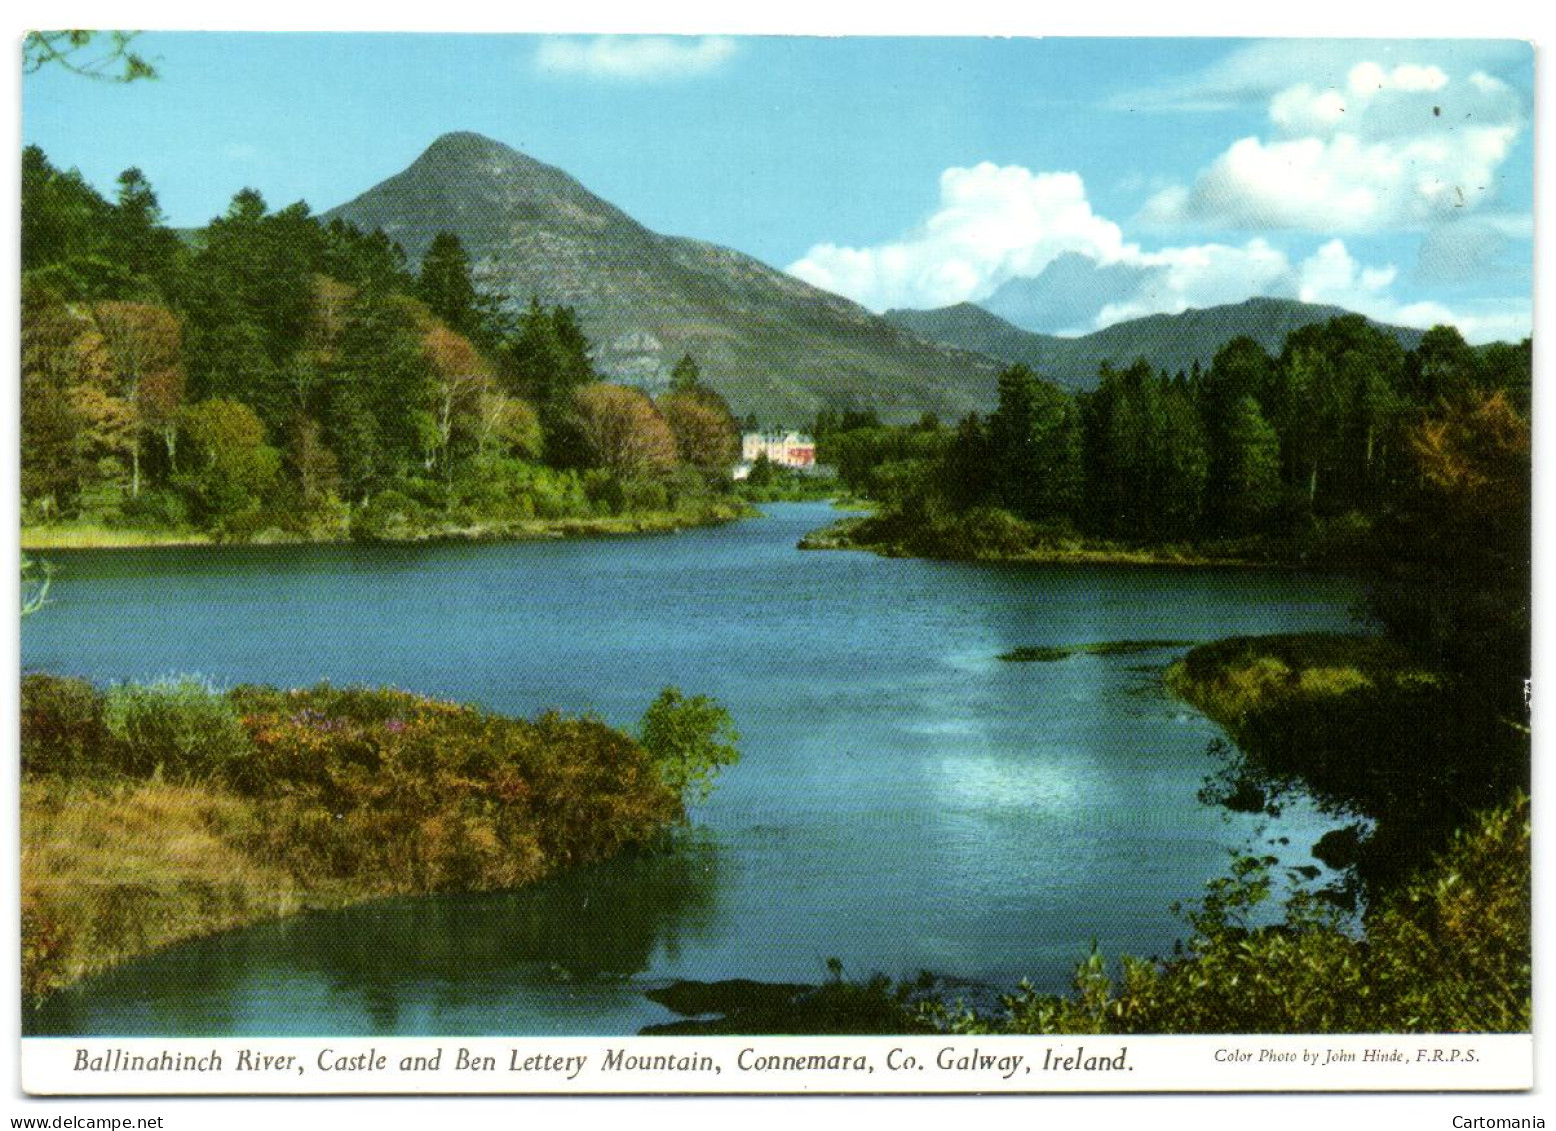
[171,398,281,528]
[1081,360,1207,540]
[320,219,414,293]
[1215,396,1282,533]
[113,488,191,531]
[669,353,702,393]
[328,284,435,479]
[184,191,321,374]
[416,232,478,337]
[984,363,1082,523]
[106,168,185,298]
[349,489,428,542]
[829,314,1528,566]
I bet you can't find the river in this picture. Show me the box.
[21,502,1360,1035]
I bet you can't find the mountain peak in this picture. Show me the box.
[415,131,528,170]
[322,137,998,422]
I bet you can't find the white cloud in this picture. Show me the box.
[1287,240,1528,343]
[535,36,736,82]
[1117,40,1527,112]
[787,161,1527,345]
[1142,60,1525,232]
[787,163,1128,311]
[1094,239,1295,326]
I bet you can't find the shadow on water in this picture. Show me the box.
[26,832,724,1036]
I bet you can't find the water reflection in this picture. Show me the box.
[27,834,723,1036]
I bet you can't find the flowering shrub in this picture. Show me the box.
[228,684,682,891]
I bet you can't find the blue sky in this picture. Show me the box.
[21,34,1535,341]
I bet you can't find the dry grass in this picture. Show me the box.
[21,779,300,1000]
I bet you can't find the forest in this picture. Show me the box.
[809,318,1530,564]
[21,146,747,544]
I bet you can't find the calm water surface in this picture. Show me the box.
[22,503,1360,1035]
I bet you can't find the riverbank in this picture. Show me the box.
[21,501,757,551]
[1165,632,1528,890]
[797,513,1297,567]
[20,677,700,1004]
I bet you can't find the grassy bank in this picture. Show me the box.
[1165,631,1528,889]
[21,524,216,549]
[20,676,734,1003]
[796,512,1309,567]
[20,500,755,551]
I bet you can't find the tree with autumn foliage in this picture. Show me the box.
[419,317,494,488]
[1370,391,1530,701]
[85,300,185,496]
[658,356,740,480]
[573,383,678,481]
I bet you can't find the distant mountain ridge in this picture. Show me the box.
[890,297,1431,393]
[884,298,1432,390]
[323,132,1000,424]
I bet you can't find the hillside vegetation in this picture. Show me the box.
[22,145,752,545]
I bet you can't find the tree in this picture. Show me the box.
[1371,391,1530,693]
[573,384,678,480]
[639,687,741,804]
[23,32,157,82]
[1218,397,1282,534]
[284,414,340,505]
[420,318,493,486]
[107,167,184,298]
[173,398,280,525]
[415,232,478,339]
[20,284,98,516]
[986,363,1082,524]
[501,299,597,466]
[472,391,543,464]
[1407,325,1481,407]
[326,283,436,482]
[660,389,739,477]
[669,353,702,393]
[87,300,185,496]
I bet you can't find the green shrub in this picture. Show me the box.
[102,676,253,781]
[620,477,669,514]
[639,687,741,804]
[349,490,426,541]
[113,489,190,531]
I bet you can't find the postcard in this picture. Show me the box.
[13,29,1535,1100]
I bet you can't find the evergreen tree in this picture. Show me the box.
[416,232,478,338]
[669,353,702,393]
[107,167,184,298]
[1218,396,1282,534]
